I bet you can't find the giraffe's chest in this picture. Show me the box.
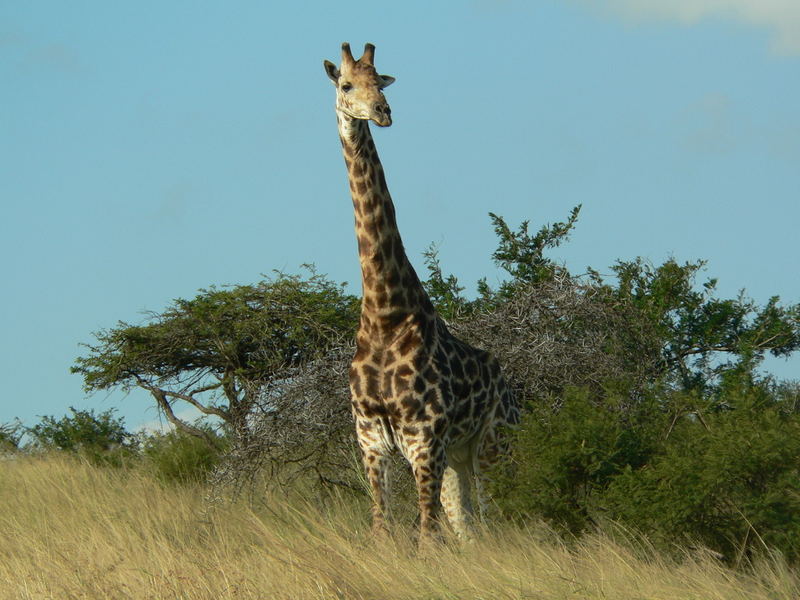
[356,328,489,420]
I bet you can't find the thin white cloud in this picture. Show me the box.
[594,0,800,55]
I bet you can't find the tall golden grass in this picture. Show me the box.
[1,454,797,599]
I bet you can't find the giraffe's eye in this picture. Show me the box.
[341,82,353,92]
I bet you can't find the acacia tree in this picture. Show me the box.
[424,206,800,402]
[72,270,359,443]
[610,257,800,392]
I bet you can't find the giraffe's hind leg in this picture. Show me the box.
[441,448,475,539]
[364,449,392,536]
[354,415,394,536]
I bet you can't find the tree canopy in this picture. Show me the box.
[423,206,800,400]
[72,269,359,440]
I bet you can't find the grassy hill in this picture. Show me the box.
[1,454,797,599]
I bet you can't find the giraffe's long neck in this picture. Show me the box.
[337,112,433,336]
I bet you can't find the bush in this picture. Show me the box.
[141,425,228,484]
[27,407,137,466]
[493,373,800,564]
[604,380,800,564]
[492,384,662,534]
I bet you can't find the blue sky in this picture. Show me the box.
[2,1,798,432]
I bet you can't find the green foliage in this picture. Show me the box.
[27,407,137,466]
[610,258,800,391]
[72,268,359,438]
[494,375,800,564]
[603,374,800,564]
[488,205,580,290]
[74,269,358,391]
[141,425,228,484]
[423,205,583,315]
[422,243,469,320]
[432,204,799,397]
[493,385,661,535]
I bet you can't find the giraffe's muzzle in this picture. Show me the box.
[372,102,392,127]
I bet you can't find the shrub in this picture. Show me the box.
[141,425,228,484]
[491,384,662,534]
[494,372,800,565]
[604,380,800,564]
[27,407,137,466]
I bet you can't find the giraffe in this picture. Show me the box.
[323,42,519,544]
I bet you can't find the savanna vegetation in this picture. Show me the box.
[4,206,800,597]
[1,455,798,599]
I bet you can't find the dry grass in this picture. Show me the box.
[1,455,797,599]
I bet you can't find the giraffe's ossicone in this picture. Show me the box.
[323,42,519,545]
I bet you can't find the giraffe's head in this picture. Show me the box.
[324,42,395,127]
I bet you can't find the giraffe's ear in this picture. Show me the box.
[379,74,396,89]
[324,60,340,83]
